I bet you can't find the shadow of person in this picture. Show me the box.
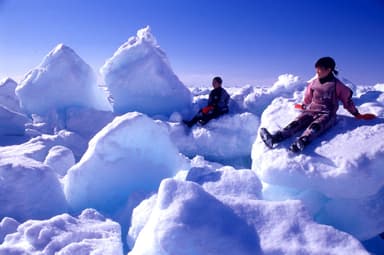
[272,114,383,155]
[355,91,383,105]
[302,115,384,155]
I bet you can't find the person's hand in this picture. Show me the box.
[355,113,376,120]
[294,103,306,110]
[201,105,214,114]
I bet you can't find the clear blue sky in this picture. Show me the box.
[1,0,383,87]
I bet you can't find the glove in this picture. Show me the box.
[355,113,376,120]
[294,103,306,110]
[201,105,214,114]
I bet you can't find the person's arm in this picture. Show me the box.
[336,81,376,120]
[208,88,221,107]
[304,83,313,103]
[336,81,359,116]
[219,89,230,113]
[297,82,313,110]
[201,90,217,114]
[207,90,214,106]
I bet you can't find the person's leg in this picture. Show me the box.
[290,114,336,152]
[302,114,336,142]
[183,112,203,127]
[261,113,314,148]
[279,113,314,139]
[198,112,217,125]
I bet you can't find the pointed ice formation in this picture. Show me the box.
[100,26,192,116]
[0,78,21,113]
[0,78,29,136]
[16,44,112,116]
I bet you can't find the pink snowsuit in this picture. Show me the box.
[280,77,359,143]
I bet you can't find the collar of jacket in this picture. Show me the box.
[319,73,335,84]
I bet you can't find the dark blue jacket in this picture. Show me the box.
[208,87,230,114]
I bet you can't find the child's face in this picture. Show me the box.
[316,67,332,78]
[212,80,220,89]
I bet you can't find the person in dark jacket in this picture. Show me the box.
[184,76,230,127]
[260,57,375,153]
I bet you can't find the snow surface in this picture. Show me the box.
[0,154,68,222]
[0,209,123,255]
[100,26,192,116]
[1,26,384,254]
[167,112,259,167]
[128,177,368,255]
[44,145,76,177]
[128,178,263,255]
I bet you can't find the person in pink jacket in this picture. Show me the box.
[260,57,375,153]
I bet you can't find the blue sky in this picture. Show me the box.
[0,0,383,87]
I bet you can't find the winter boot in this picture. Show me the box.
[183,115,200,128]
[260,128,284,149]
[260,128,274,148]
[289,136,308,153]
[198,119,208,125]
[183,120,195,128]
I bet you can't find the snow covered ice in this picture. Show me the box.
[168,112,259,166]
[44,145,76,177]
[1,26,384,254]
[0,209,123,255]
[64,112,185,215]
[0,78,22,113]
[0,78,28,137]
[16,43,112,116]
[0,153,68,222]
[128,177,367,255]
[100,26,192,117]
[0,106,28,137]
[128,178,263,255]
[252,85,384,240]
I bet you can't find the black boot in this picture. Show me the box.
[183,115,200,128]
[260,128,284,149]
[183,120,194,127]
[289,136,308,153]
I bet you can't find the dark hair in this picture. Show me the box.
[213,76,223,85]
[315,57,339,75]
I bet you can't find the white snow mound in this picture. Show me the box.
[0,209,123,255]
[44,145,76,177]
[64,112,185,214]
[252,87,384,240]
[100,26,192,116]
[0,155,68,221]
[16,44,112,116]
[168,112,259,166]
[129,178,262,255]
[128,178,369,255]
[0,78,22,113]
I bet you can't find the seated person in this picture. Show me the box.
[260,56,375,153]
[184,76,230,127]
